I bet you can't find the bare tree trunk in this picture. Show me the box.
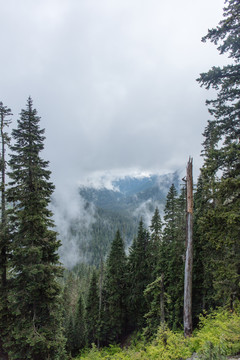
[184,157,193,337]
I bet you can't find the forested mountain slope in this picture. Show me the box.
[60,172,180,267]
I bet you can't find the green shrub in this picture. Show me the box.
[75,307,240,360]
[190,306,240,356]
[146,327,191,360]
[198,341,227,360]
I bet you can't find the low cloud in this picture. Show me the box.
[51,184,96,268]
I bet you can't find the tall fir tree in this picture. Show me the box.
[143,275,165,339]
[66,314,75,356]
[128,219,151,330]
[160,184,185,329]
[85,271,99,346]
[62,271,80,335]
[192,174,217,321]
[159,183,178,288]
[175,185,186,328]
[0,101,12,360]
[162,184,178,244]
[74,293,86,355]
[192,119,222,317]
[6,98,66,360]
[148,207,163,280]
[197,0,240,307]
[142,209,164,338]
[101,230,128,344]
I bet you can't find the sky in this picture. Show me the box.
[0,0,228,189]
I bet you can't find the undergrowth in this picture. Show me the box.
[74,305,240,360]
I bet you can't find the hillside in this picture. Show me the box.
[80,172,180,212]
[58,172,180,268]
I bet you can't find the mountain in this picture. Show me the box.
[80,172,180,213]
[57,172,181,268]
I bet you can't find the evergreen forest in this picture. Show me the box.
[0,1,240,359]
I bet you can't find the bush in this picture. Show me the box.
[75,306,240,360]
[190,306,240,356]
[198,341,227,360]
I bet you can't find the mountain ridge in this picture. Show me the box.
[79,171,180,213]
[58,171,181,267]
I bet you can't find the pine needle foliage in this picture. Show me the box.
[128,219,151,330]
[74,293,86,354]
[6,97,66,360]
[101,230,128,344]
[85,271,100,346]
[196,0,240,307]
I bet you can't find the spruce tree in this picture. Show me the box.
[128,219,151,330]
[192,120,222,316]
[66,314,75,356]
[160,184,178,286]
[176,186,186,328]
[0,101,12,360]
[143,275,166,339]
[163,184,178,242]
[101,230,128,344]
[192,174,217,320]
[160,184,185,329]
[148,207,163,280]
[74,293,86,355]
[197,0,240,307]
[85,271,99,346]
[142,208,164,338]
[62,271,80,334]
[6,98,66,359]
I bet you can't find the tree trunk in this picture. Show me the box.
[184,157,193,337]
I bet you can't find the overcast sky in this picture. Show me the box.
[0,0,227,188]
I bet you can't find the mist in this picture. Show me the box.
[51,184,96,268]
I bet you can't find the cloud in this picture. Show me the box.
[51,184,96,268]
[0,0,227,189]
[133,199,164,228]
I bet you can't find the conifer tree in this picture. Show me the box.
[149,207,163,280]
[128,219,151,329]
[101,230,128,344]
[66,315,75,356]
[197,0,240,307]
[142,208,165,338]
[192,119,222,317]
[62,272,75,332]
[192,175,216,320]
[159,184,178,284]
[160,184,185,329]
[143,275,166,339]
[0,101,12,360]
[85,271,99,346]
[6,98,66,359]
[74,293,86,355]
[62,271,80,335]
[175,187,186,328]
